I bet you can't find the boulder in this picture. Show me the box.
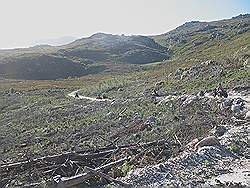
[233,98,245,105]
[186,138,199,150]
[201,60,216,66]
[220,99,233,110]
[182,95,199,105]
[195,136,220,150]
[180,71,189,80]
[231,103,244,114]
[174,68,183,77]
[245,111,250,119]
[211,125,227,137]
[197,90,205,97]
[237,27,249,34]
[244,58,250,68]
[146,116,157,125]
[155,81,165,87]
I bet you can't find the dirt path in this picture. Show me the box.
[68,89,249,110]
[209,160,250,186]
[68,90,112,102]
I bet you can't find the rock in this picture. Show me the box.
[244,58,250,68]
[201,60,216,66]
[231,103,244,114]
[180,71,188,80]
[186,138,199,150]
[188,66,200,77]
[174,68,183,77]
[182,95,199,105]
[179,95,188,102]
[9,88,15,94]
[195,136,220,150]
[134,133,141,139]
[123,145,237,187]
[237,27,249,34]
[210,31,225,39]
[233,97,245,105]
[197,90,205,97]
[106,112,115,119]
[245,111,250,119]
[220,98,233,110]
[155,81,164,87]
[211,125,227,137]
[133,112,142,122]
[193,40,203,47]
[146,116,157,125]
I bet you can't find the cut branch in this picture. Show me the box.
[84,166,130,186]
[54,157,130,187]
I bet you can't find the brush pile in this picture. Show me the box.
[0,139,177,187]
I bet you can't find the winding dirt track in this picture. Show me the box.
[68,90,112,102]
[68,89,249,110]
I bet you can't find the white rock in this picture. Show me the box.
[231,103,244,113]
[220,99,233,110]
[245,111,250,119]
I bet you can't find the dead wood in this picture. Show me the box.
[1,139,167,173]
[54,157,130,187]
[84,166,130,186]
[1,139,169,187]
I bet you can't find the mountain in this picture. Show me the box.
[0,34,170,80]
[0,54,105,80]
[0,14,249,80]
[62,33,170,64]
[33,36,78,46]
[153,14,250,61]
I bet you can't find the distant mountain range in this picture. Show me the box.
[0,14,249,80]
[32,36,78,47]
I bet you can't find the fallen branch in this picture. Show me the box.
[84,166,130,186]
[54,157,130,187]
[0,149,116,172]
[1,139,167,172]
[174,134,182,147]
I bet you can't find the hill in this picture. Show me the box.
[32,36,77,46]
[0,14,249,187]
[0,14,249,80]
[153,14,250,61]
[0,34,170,80]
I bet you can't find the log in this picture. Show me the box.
[84,166,130,186]
[55,157,130,187]
[174,134,182,147]
[0,149,115,172]
[1,139,167,172]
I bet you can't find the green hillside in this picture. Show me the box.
[0,14,249,80]
[153,14,250,61]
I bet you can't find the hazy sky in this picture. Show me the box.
[0,0,249,49]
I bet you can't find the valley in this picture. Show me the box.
[0,14,249,187]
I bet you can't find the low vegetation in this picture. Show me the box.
[0,14,249,187]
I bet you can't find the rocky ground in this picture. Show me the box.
[0,58,249,187]
[122,88,250,187]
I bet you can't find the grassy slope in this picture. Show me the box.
[0,15,249,80]
[0,34,170,79]
[153,15,250,61]
[154,31,250,61]
[0,53,249,160]
[0,15,249,185]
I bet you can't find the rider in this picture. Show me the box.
[212,88,217,97]
[96,94,103,99]
[217,83,228,98]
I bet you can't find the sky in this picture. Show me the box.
[0,0,249,49]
